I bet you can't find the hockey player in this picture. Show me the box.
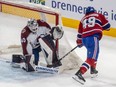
[21,18,63,72]
[72,6,111,84]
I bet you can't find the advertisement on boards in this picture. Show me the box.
[45,0,116,28]
[19,0,116,28]
[29,0,45,5]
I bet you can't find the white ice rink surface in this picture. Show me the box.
[0,12,116,87]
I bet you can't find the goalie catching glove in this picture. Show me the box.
[51,25,64,40]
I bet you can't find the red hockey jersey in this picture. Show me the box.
[78,12,110,40]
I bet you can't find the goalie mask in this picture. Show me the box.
[27,18,38,33]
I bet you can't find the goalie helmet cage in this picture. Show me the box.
[0,0,82,72]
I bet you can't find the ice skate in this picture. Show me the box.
[53,61,62,68]
[47,61,62,68]
[72,70,86,85]
[90,67,98,78]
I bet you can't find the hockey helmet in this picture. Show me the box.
[85,6,96,14]
[27,18,38,33]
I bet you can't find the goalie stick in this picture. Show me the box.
[0,58,11,63]
[35,65,58,74]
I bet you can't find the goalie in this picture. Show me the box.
[20,18,64,72]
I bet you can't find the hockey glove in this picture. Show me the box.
[76,39,83,48]
[51,25,64,40]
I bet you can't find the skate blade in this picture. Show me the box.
[91,73,98,78]
[72,76,85,85]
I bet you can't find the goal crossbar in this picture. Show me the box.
[0,0,60,25]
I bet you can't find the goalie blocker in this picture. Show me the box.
[11,54,25,68]
[12,54,24,63]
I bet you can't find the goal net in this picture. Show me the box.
[0,0,82,72]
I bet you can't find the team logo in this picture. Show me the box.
[30,0,45,5]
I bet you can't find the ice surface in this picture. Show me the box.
[0,12,116,87]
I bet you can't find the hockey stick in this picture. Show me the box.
[54,45,79,65]
[0,58,11,63]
